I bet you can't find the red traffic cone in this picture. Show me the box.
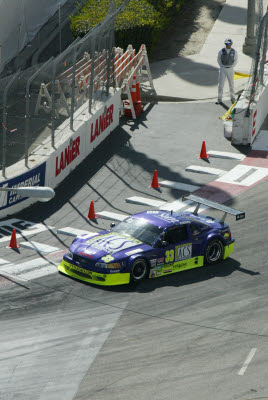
[131,75,137,103]
[199,141,209,159]
[87,201,98,219]
[7,229,19,249]
[136,81,141,103]
[150,170,160,188]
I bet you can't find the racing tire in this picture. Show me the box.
[130,259,149,283]
[204,239,224,265]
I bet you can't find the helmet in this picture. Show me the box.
[224,38,233,45]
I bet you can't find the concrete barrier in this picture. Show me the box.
[232,73,268,145]
[0,89,121,219]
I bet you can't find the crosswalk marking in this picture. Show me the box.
[207,150,245,160]
[97,211,127,221]
[216,165,268,186]
[57,227,96,238]
[20,241,60,253]
[159,180,200,192]
[126,196,166,207]
[185,165,227,176]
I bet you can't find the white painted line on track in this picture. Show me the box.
[217,165,268,186]
[57,227,96,237]
[126,196,166,207]
[21,264,57,280]
[160,198,193,212]
[20,241,60,253]
[185,204,209,214]
[207,150,245,160]
[0,258,50,276]
[97,211,127,221]
[0,258,10,265]
[159,180,200,192]
[0,220,54,243]
[238,348,257,376]
[185,165,227,176]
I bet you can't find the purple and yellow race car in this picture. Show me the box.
[58,195,245,286]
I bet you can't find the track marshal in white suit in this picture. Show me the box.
[216,38,238,104]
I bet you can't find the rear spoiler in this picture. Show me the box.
[182,194,245,223]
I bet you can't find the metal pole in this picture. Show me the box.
[25,57,54,167]
[70,46,78,130]
[88,38,96,114]
[243,0,256,56]
[106,24,114,96]
[51,60,56,148]
[59,4,62,54]
[2,70,21,177]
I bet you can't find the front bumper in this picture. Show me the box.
[58,260,130,286]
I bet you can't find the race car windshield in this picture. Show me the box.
[112,218,163,246]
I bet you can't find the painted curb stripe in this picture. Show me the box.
[126,196,166,207]
[97,211,127,221]
[57,227,96,237]
[207,150,245,160]
[185,165,227,176]
[159,180,200,192]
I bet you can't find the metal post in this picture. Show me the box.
[89,38,96,114]
[25,57,54,167]
[2,70,21,177]
[243,0,256,55]
[51,60,56,148]
[70,46,78,130]
[106,24,114,96]
[59,4,62,54]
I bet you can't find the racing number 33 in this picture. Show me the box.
[165,250,174,263]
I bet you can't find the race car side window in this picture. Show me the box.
[190,223,201,236]
[190,222,209,236]
[165,225,188,244]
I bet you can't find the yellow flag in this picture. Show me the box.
[219,100,237,120]
[234,72,251,80]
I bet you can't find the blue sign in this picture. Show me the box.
[0,162,46,210]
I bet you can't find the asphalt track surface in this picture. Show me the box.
[1,102,268,400]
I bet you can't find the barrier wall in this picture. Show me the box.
[0,89,121,219]
[232,76,268,145]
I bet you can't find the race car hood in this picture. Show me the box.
[70,232,150,261]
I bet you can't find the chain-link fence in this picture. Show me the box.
[0,0,130,177]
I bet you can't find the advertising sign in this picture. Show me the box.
[0,162,46,210]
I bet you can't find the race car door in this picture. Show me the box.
[157,224,202,275]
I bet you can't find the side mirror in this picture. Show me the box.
[156,240,168,248]
[110,223,115,228]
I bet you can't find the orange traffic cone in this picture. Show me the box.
[7,229,19,249]
[131,76,137,103]
[87,201,98,219]
[136,81,141,102]
[199,141,209,159]
[150,170,160,188]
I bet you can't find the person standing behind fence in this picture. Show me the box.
[216,38,238,105]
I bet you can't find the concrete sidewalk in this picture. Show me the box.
[149,0,254,102]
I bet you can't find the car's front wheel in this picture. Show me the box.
[204,239,223,265]
[130,259,148,282]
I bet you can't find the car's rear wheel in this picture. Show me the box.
[204,239,223,265]
[130,259,148,282]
